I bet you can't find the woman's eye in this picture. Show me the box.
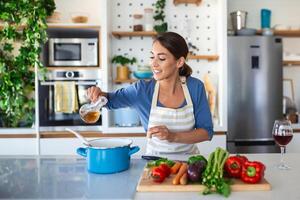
[150,56,154,59]
[159,58,166,61]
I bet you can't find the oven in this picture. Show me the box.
[38,69,103,131]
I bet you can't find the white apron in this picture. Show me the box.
[146,77,199,155]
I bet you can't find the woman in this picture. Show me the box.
[87,32,213,155]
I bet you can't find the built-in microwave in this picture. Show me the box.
[48,38,98,66]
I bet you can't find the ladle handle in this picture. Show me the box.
[65,128,92,147]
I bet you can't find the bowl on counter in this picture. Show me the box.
[71,12,89,23]
[133,71,153,79]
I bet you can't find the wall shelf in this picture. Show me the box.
[187,54,219,61]
[47,23,101,29]
[112,31,158,38]
[173,0,202,6]
[0,23,101,30]
[257,29,300,37]
[283,60,300,66]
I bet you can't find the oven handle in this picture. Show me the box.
[40,81,98,86]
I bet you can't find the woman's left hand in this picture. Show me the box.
[147,125,174,142]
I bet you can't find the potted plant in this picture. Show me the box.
[111,55,137,80]
[153,0,168,33]
[0,0,55,127]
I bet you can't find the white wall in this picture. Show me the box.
[228,0,300,113]
[53,0,101,24]
[283,38,300,112]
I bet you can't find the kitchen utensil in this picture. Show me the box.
[261,9,271,29]
[65,128,92,147]
[144,8,154,31]
[141,155,164,161]
[133,71,153,79]
[114,108,140,127]
[77,138,140,174]
[230,10,247,32]
[79,96,108,124]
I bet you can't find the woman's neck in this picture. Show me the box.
[159,76,181,95]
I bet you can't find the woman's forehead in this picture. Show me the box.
[151,41,171,55]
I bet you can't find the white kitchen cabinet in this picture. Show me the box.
[0,139,36,155]
[287,133,300,153]
[38,134,226,156]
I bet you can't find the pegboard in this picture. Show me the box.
[108,0,226,129]
[110,0,221,84]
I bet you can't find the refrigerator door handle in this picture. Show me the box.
[234,140,275,146]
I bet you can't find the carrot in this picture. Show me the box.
[172,163,188,185]
[179,172,188,185]
[170,162,182,174]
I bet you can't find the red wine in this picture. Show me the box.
[273,135,293,146]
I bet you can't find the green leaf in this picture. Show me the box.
[0,0,54,127]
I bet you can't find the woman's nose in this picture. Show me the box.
[150,58,158,68]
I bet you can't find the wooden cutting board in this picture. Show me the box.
[136,168,271,192]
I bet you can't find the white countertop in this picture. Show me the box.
[0,154,299,199]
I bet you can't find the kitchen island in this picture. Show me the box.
[0,154,299,199]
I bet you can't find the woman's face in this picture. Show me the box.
[150,41,181,81]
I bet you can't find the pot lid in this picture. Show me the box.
[88,138,133,149]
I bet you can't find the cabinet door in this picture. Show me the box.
[0,139,36,155]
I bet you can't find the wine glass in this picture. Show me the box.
[272,119,293,170]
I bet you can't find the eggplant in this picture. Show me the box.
[187,160,206,182]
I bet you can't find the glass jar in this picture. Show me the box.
[133,14,143,31]
[144,8,154,31]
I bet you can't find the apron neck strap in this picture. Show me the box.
[152,76,192,108]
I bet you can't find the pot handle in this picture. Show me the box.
[128,146,140,156]
[77,147,87,157]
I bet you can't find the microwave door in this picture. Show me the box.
[53,43,82,66]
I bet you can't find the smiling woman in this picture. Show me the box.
[0,0,55,127]
[87,32,213,156]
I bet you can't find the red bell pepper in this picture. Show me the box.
[224,155,248,178]
[241,161,265,184]
[158,163,171,177]
[151,166,166,183]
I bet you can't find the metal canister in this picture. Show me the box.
[230,11,248,32]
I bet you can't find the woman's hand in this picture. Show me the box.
[147,125,174,142]
[87,86,103,103]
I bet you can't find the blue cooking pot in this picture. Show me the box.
[77,138,140,174]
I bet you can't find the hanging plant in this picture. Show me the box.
[153,0,168,33]
[0,0,55,127]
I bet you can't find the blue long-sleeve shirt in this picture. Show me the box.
[106,76,214,139]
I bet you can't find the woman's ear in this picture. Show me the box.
[176,57,185,69]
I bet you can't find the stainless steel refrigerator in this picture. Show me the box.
[227,36,283,153]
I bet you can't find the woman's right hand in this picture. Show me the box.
[87,86,103,103]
